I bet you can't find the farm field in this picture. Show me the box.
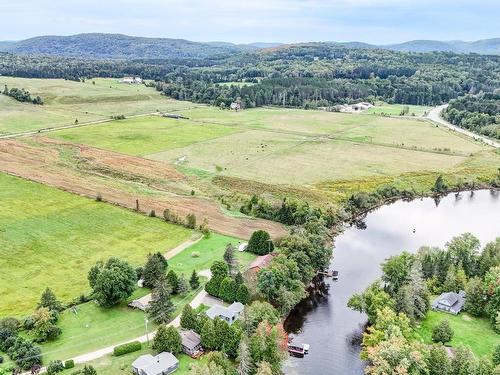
[415,310,500,357]
[51,115,240,156]
[0,77,196,135]
[0,172,193,317]
[362,102,430,116]
[48,105,496,185]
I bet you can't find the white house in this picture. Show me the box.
[431,291,466,315]
[205,302,244,325]
[132,352,179,375]
[121,76,143,84]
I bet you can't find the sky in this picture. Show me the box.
[0,0,499,44]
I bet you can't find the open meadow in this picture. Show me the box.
[0,172,193,317]
[45,104,500,201]
[0,77,196,135]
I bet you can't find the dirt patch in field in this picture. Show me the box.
[0,137,287,239]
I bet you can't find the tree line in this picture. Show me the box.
[1,44,499,109]
[443,93,500,140]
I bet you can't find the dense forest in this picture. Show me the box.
[1,43,499,108]
[443,93,500,140]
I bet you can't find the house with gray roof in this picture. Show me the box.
[431,290,466,315]
[180,330,202,357]
[205,302,244,325]
[131,352,179,375]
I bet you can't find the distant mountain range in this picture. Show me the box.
[0,33,499,59]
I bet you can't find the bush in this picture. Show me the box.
[0,355,3,364]
[432,319,454,344]
[65,359,75,369]
[113,341,141,356]
[47,360,65,374]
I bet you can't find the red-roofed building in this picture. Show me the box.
[248,253,277,273]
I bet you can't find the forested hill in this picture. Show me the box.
[0,33,257,59]
[1,34,500,59]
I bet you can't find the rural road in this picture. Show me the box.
[426,105,500,148]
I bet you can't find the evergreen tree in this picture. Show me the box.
[235,271,244,287]
[166,270,179,294]
[237,336,253,375]
[148,277,174,324]
[190,270,200,290]
[432,319,454,344]
[236,284,251,305]
[219,277,237,303]
[201,319,216,350]
[247,230,274,255]
[152,325,182,354]
[443,265,458,292]
[213,317,230,351]
[395,260,429,322]
[180,304,198,331]
[177,274,189,295]
[143,253,167,288]
[38,288,62,312]
[224,244,238,275]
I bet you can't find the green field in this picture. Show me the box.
[363,102,430,116]
[47,105,497,187]
[415,311,500,357]
[51,115,240,156]
[0,77,196,135]
[0,172,193,317]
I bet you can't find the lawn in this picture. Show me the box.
[415,310,500,357]
[168,233,256,276]
[0,173,193,317]
[0,77,195,135]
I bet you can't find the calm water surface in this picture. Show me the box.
[283,189,500,375]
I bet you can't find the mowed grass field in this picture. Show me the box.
[46,105,497,186]
[0,172,193,317]
[362,102,430,116]
[0,77,196,135]
[415,311,500,357]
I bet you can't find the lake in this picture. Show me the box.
[283,189,500,375]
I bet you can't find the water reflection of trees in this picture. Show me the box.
[284,278,330,334]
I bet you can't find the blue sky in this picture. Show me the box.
[1,0,499,43]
